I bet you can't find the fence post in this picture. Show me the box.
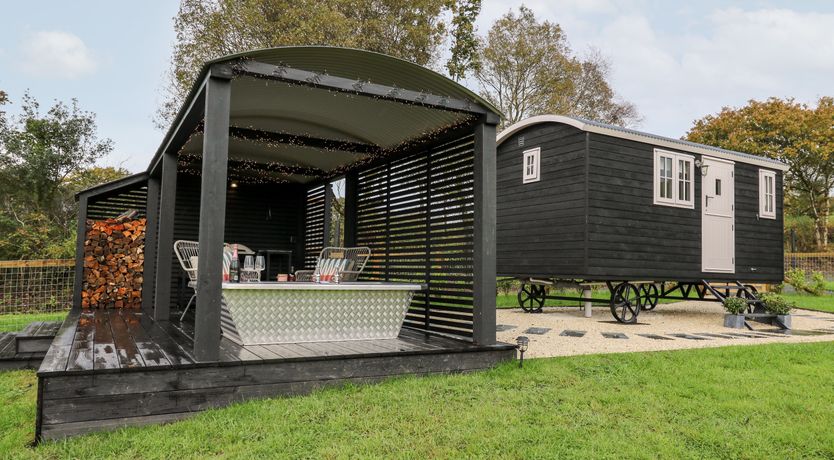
[72,196,88,311]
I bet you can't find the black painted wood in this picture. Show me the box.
[155,151,178,321]
[495,121,784,283]
[36,309,514,441]
[194,73,231,362]
[473,121,497,345]
[142,175,160,316]
[72,195,88,311]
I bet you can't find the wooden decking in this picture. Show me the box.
[37,309,515,441]
[0,321,62,370]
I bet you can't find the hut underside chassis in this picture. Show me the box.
[514,278,764,323]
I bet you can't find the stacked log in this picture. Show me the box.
[82,213,145,309]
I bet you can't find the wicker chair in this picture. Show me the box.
[295,247,371,282]
[173,240,235,321]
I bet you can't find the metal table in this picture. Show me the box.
[220,282,424,345]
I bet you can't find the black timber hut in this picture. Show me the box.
[495,115,789,321]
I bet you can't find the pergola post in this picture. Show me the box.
[141,175,160,317]
[194,69,231,362]
[153,152,177,321]
[343,171,358,247]
[323,182,334,247]
[71,195,88,312]
[472,120,498,345]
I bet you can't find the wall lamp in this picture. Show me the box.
[694,159,709,176]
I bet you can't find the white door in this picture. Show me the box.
[702,157,735,273]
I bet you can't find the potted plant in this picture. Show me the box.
[760,292,794,329]
[723,297,748,328]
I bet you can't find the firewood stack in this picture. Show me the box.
[82,211,146,309]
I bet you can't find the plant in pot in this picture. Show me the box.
[723,297,748,328]
[760,292,794,329]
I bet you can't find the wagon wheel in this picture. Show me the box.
[518,283,546,313]
[610,282,641,324]
[640,283,660,311]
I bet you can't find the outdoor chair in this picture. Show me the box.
[295,247,371,282]
[173,240,235,321]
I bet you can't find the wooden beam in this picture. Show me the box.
[153,152,177,321]
[194,72,231,362]
[343,171,358,247]
[178,154,329,178]
[323,182,334,248]
[234,59,500,124]
[72,195,88,312]
[229,126,380,155]
[141,175,160,316]
[75,172,148,201]
[472,120,497,345]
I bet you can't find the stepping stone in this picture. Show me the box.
[637,333,674,340]
[496,324,517,332]
[523,327,551,335]
[601,332,628,339]
[668,333,710,341]
[696,332,740,339]
[559,330,586,338]
[723,332,771,339]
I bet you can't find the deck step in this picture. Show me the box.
[16,321,62,354]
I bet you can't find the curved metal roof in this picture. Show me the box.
[497,114,789,171]
[206,46,500,115]
[149,47,501,182]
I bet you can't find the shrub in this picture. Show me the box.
[723,297,748,315]
[784,268,827,296]
[760,292,794,315]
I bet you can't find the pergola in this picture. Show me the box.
[76,47,501,362]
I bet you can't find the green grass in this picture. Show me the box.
[0,312,68,333]
[785,293,834,314]
[3,342,834,458]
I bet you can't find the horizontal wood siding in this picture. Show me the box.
[168,174,303,309]
[496,123,588,278]
[354,134,477,340]
[86,186,148,221]
[735,164,784,281]
[585,133,783,282]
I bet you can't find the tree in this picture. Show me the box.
[446,0,481,81]
[0,92,116,259]
[686,97,834,249]
[158,0,481,127]
[475,6,640,129]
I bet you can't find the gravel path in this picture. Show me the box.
[496,301,834,358]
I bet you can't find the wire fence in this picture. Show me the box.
[784,253,834,279]
[0,259,74,333]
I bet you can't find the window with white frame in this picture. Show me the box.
[653,149,694,208]
[759,169,776,219]
[522,147,540,184]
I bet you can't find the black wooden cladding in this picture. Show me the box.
[354,134,476,340]
[86,187,148,221]
[496,122,784,283]
[303,184,327,270]
[168,174,303,307]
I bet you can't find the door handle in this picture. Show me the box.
[705,195,713,207]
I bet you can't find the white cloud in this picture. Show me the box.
[20,31,97,79]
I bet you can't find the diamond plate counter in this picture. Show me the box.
[220,282,424,345]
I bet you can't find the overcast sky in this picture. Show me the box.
[1,1,832,173]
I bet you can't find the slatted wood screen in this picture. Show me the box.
[355,134,476,339]
[303,184,327,270]
[87,186,148,221]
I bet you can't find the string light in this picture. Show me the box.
[174,65,479,184]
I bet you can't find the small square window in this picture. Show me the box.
[759,169,776,219]
[522,147,541,184]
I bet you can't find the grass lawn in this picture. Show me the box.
[3,342,834,458]
[0,312,68,333]
[785,294,834,314]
